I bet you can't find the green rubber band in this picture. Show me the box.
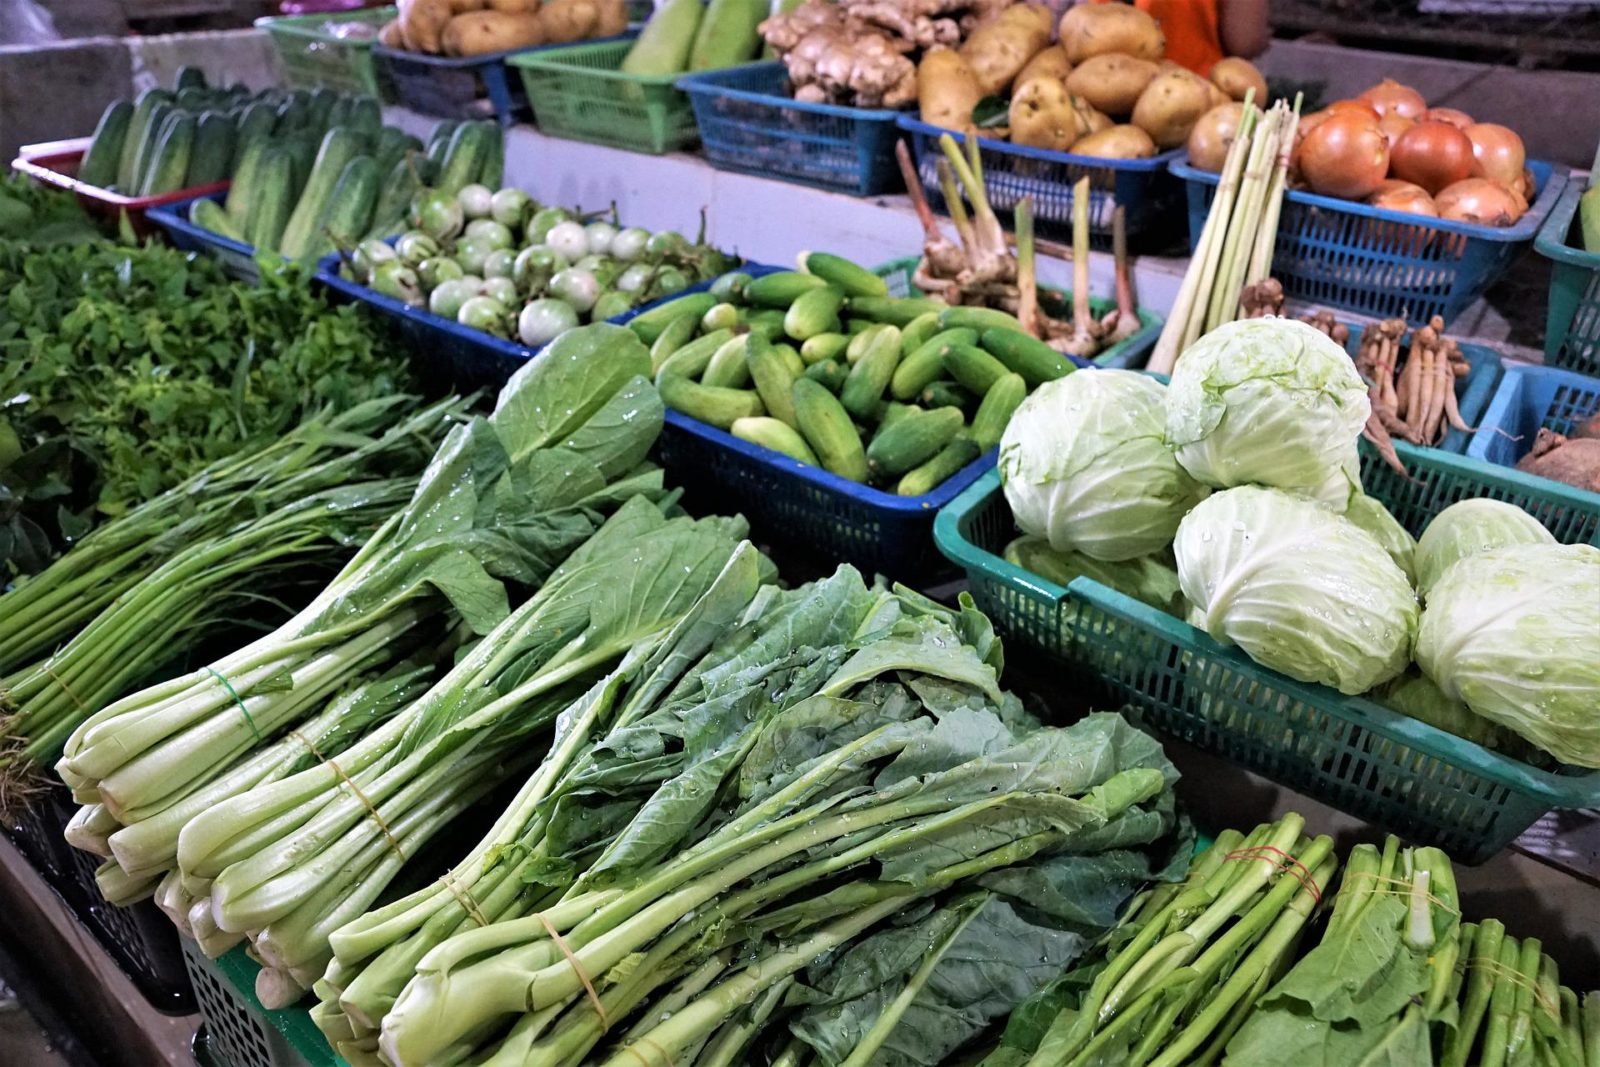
[204,666,262,743]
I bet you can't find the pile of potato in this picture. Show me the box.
[379,0,626,58]
[917,3,1266,159]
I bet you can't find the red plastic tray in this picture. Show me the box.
[11,137,231,237]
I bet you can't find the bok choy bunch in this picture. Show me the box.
[56,323,667,826]
[335,573,1189,1067]
[0,397,460,787]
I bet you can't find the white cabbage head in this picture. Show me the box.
[1413,499,1556,599]
[999,370,1208,562]
[1415,543,1600,767]
[1174,485,1418,694]
[1165,318,1370,510]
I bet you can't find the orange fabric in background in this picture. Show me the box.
[1087,0,1224,75]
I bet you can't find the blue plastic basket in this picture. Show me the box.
[1535,181,1600,377]
[677,62,903,196]
[1340,322,1502,455]
[1468,363,1600,510]
[898,116,1187,252]
[1173,158,1568,326]
[314,250,739,393]
[873,255,1164,369]
[374,44,537,125]
[147,191,271,284]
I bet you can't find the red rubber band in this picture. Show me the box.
[1224,845,1323,905]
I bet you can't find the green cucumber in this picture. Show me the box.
[79,101,133,188]
[630,293,718,345]
[185,111,236,187]
[942,342,1009,396]
[234,101,279,163]
[190,195,243,243]
[970,372,1027,449]
[839,326,901,420]
[659,374,763,429]
[800,333,849,365]
[773,343,805,379]
[347,96,382,132]
[649,311,703,377]
[366,154,421,240]
[784,286,846,340]
[892,329,977,400]
[278,127,366,259]
[792,378,868,482]
[476,121,504,188]
[127,102,174,193]
[802,359,848,392]
[846,295,947,326]
[731,416,818,465]
[224,138,270,226]
[702,334,753,388]
[920,380,975,410]
[140,112,196,195]
[175,65,207,91]
[899,311,942,356]
[245,150,295,253]
[116,89,171,190]
[866,406,964,476]
[436,122,492,197]
[799,250,888,297]
[308,155,381,260]
[656,328,734,382]
[746,334,799,428]
[938,305,1024,333]
[980,328,1077,385]
[897,438,982,496]
[745,271,828,308]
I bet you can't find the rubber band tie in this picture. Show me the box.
[537,910,608,1032]
[44,664,88,713]
[285,728,406,864]
[1344,871,1463,916]
[1224,845,1324,905]
[205,667,262,743]
[1466,956,1560,1016]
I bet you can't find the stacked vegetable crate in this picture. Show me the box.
[375,44,536,126]
[1171,158,1568,326]
[679,62,904,196]
[1469,364,1600,505]
[256,8,395,98]
[934,441,1600,863]
[182,943,334,1067]
[510,37,701,155]
[1535,181,1600,377]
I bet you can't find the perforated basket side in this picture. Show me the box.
[510,39,695,155]
[679,63,902,196]
[1466,364,1600,519]
[182,941,309,1067]
[256,9,392,97]
[62,845,194,1013]
[934,466,1600,864]
[1535,182,1600,377]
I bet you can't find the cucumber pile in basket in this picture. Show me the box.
[629,253,1086,496]
[191,111,495,262]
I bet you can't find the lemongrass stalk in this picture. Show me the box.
[1149,100,1260,372]
[937,158,979,257]
[1245,97,1302,287]
[1206,107,1280,332]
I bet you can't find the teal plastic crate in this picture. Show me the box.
[256,8,394,99]
[874,256,1164,369]
[1468,363,1600,512]
[182,940,336,1067]
[510,37,697,155]
[1535,181,1600,377]
[934,443,1600,863]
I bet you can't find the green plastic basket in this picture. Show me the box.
[256,7,394,99]
[509,38,696,155]
[874,256,1164,369]
[934,443,1600,864]
[181,940,338,1067]
[1535,181,1600,377]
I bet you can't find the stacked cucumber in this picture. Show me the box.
[196,113,497,263]
[629,253,1082,496]
[338,179,733,348]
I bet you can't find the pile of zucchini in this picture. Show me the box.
[79,68,377,200]
[628,253,1083,496]
[196,116,499,263]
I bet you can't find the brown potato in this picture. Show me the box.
[591,0,625,37]
[485,0,540,12]
[960,5,1052,96]
[400,0,454,52]
[1210,57,1267,103]
[441,9,545,54]
[1015,43,1070,88]
[1131,70,1213,148]
[1058,4,1164,64]
[1065,54,1159,117]
[537,0,598,43]
[1078,99,1113,136]
[1009,78,1080,152]
[450,0,487,13]
[919,48,983,131]
[378,17,406,48]
[1070,124,1157,159]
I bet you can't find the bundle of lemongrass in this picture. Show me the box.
[1148,94,1301,375]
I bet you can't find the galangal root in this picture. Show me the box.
[893,132,1137,357]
